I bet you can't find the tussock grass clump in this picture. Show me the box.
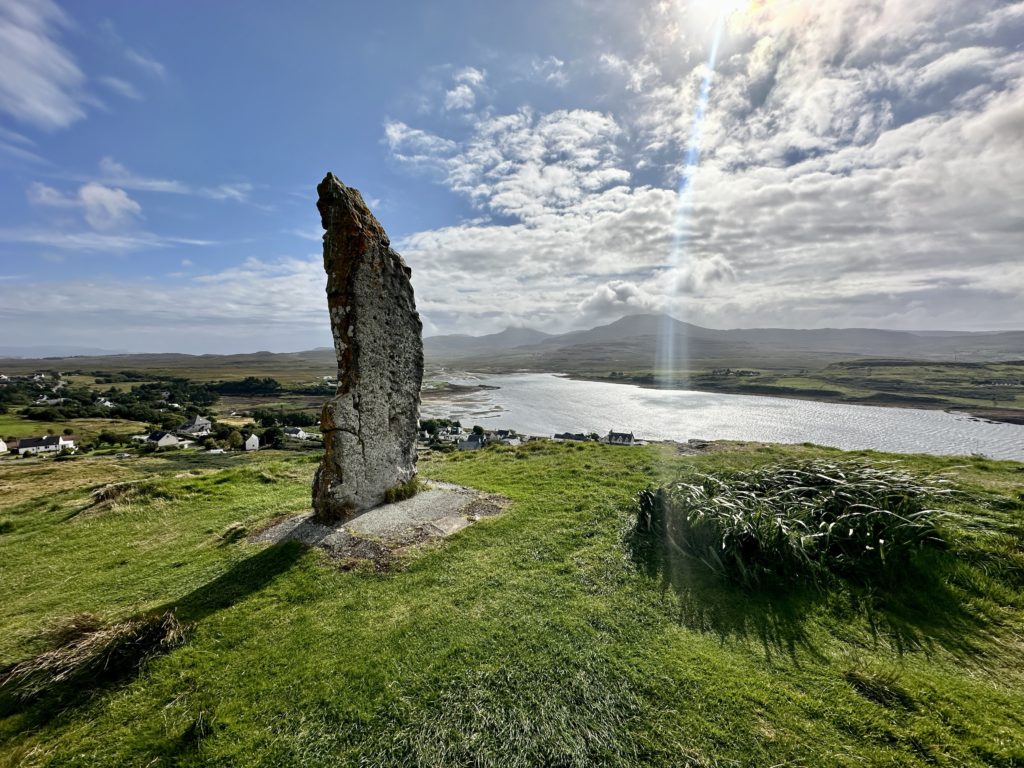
[89,480,175,509]
[384,476,421,504]
[635,460,952,587]
[1,611,187,703]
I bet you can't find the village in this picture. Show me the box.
[0,369,642,461]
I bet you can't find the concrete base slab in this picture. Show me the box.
[251,481,506,562]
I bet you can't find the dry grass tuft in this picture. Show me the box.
[217,522,248,546]
[843,666,916,710]
[1,611,187,702]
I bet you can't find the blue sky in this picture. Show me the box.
[1,0,1022,353]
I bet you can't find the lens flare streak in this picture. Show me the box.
[656,13,726,388]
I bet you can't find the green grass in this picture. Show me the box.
[0,413,151,443]
[1,441,1023,766]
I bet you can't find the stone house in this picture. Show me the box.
[179,415,213,436]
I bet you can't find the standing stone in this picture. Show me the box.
[312,173,423,521]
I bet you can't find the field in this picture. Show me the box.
[0,413,151,443]
[1,440,1023,766]
[0,351,335,386]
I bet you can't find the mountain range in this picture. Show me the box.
[424,314,1024,369]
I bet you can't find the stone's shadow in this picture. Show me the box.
[164,541,306,623]
[626,526,992,662]
[0,543,304,733]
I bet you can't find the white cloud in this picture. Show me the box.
[378,0,1024,335]
[532,56,568,86]
[0,0,86,129]
[78,182,142,230]
[0,257,329,353]
[26,181,75,207]
[389,107,630,219]
[0,228,212,252]
[443,66,486,111]
[99,75,142,100]
[28,180,142,230]
[124,48,166,79]
[98,156,189,194]
[97,157,255,202]
[444,83,476,111]
[577,280,665,318]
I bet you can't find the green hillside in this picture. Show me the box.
[1,442,1022,766]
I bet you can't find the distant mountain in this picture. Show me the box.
[423,314,1024,369]
[424,326,553,360]
[0,345,127,359]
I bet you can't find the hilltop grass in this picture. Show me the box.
[1,441,1023,766]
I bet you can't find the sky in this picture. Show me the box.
[0,0,1022,353]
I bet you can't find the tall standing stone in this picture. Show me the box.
[312,173,423,521]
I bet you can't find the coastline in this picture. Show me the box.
[563,373,1024,426]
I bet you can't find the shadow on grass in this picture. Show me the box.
[626,529,993,663]
[0,542,304,735]
[164,540,305,623]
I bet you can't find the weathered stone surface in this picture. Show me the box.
[312,173,423,521]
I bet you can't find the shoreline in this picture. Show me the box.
[563,373,1024,426]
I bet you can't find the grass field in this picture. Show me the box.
[1,442,1023,766]
[0,413,151,443]
[0,351,335,386]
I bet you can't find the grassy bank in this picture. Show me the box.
[573,360,1024,424]
[1,442,1023,766]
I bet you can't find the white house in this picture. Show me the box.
[0,438,8,455]
[244,434,260,451]
[146,431,192,450]
[605,431,636,446]
[283,427,308,440]
[17,435,75,455]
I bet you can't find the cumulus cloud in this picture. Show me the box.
[77,182,142,229]
[27,180,142,230]
[577,280,664,318]
[443,66,486,111]
[389,107,630,219]
[382,1,1024,335]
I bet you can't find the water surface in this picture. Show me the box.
[421,373,1024,461]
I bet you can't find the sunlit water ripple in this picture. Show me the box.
[421,373,1024,461]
